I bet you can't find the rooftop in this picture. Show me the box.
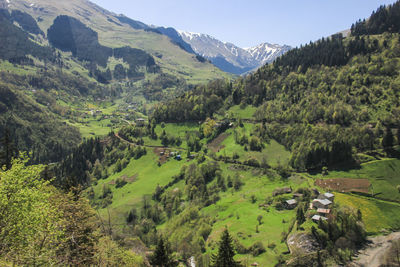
[312,215,328,221]
[317,208,331,214]
[286,199,297,205]
[313,199,332,206]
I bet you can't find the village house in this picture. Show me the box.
[136,118,145,126]
[319,192,335,202]
[312,215,328,222]
[285,199,298,209]
[312,199,332,209]
[317,208,331,216]
[283,187,292,194]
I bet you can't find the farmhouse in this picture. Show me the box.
[312,199,332,209]
[285,199,298,209]
[136,118,145,126]
[317,208,331,216]
[312,215,328,222]
[319,192,335,202]
[283,187,292,193]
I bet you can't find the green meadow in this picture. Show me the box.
[312,158,400,202]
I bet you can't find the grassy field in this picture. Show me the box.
[312,159,400,202]
[214,124,291,167]
[203,164,309,266]
[67,118,113,138]
[335,193,400,234]
[93,151,188,226]
[225,105,258,120]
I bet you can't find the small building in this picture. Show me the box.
[175,155,182,161]
[312,199,332,209]
[317,208,331,216]
[312,215,328,222]
[319,192,335,202]
[136,118,145,126]
[251,263,259,267]
[283,187,292,194]
[160,151,164,156]
[285,199,298,209]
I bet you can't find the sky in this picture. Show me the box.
[91,0,397,48]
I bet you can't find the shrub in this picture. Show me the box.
[115,177,127,188]
[249,241,266,256]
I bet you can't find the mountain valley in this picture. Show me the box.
[0,1,400,267]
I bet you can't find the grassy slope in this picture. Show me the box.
[10,0,231,84]
[201,165,309,266]
[93,151,187,225]
[215,123,291,167]
[89,122,400,265]
[335,193,400,233]
[312,159,400,202]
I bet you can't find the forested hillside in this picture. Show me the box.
[154,9,400,171]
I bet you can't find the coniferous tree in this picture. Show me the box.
[382,127,394,149]
[0,128,16,170]
[210,229,242,267]
[397,125,400,145]
[296,204,306,228]
[149,236,177,267]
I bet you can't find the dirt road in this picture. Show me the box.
[348,232,400,267]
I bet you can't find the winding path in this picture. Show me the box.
[348,232,400,267]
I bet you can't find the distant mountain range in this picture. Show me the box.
[99,13,291,75]
[178,31,292,74]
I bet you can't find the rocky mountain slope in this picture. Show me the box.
[179,30,291,74]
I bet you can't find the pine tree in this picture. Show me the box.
[149,236,177,267]
[0,128,16,170]
[296,204,306,228]
[397,125,400,145]
[210,229,242,267]
[382,127,394,149]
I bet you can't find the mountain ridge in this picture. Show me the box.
[178,30,291,74]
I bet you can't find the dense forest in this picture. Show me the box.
[351,1,400,36]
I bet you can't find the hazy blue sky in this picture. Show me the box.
[91,0,396,48]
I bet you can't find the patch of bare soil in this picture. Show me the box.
[208,133,229,153]
[287,233,320,255]
[126,174,138,183]
[153,147,171,164]
[347,232,400,267]
[316,178,370,193]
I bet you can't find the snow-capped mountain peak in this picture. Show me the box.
[178,30,291,75]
